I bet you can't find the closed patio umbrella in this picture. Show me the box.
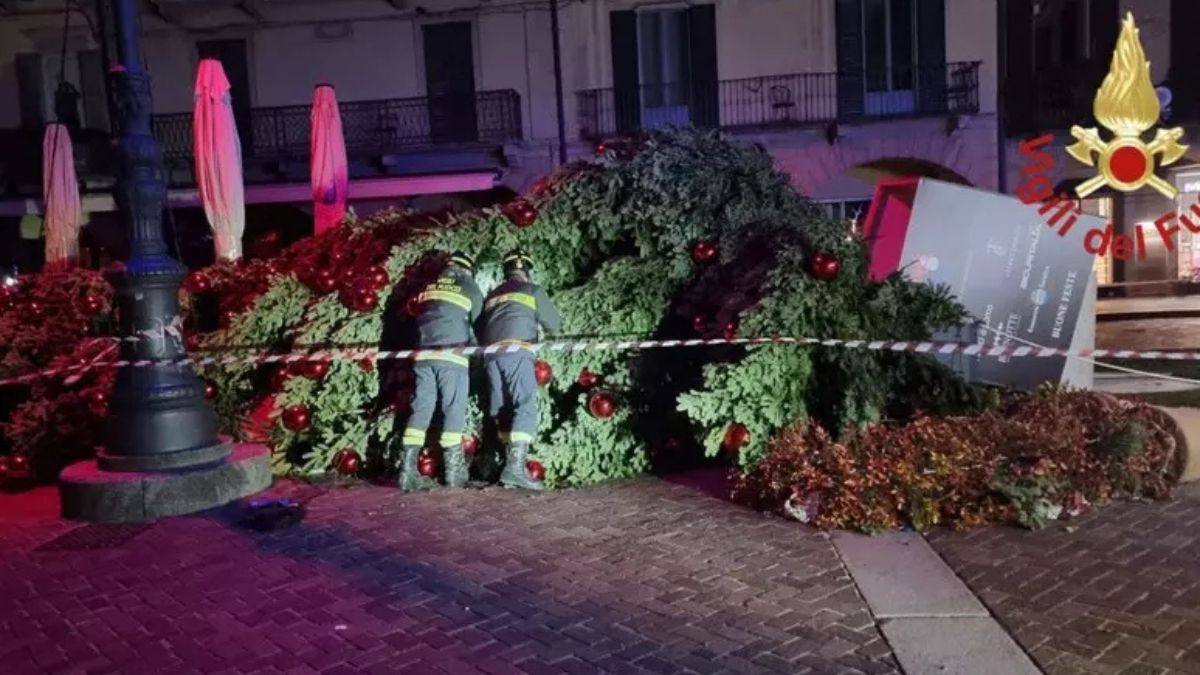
[42,123,83,270]
[194,58,245,261]
[310,84,348,234]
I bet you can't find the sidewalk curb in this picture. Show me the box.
[830,531,1043,675]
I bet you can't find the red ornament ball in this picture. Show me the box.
[577,368,599,389]
[310,269,339,295]
[723,423,750,451]
[723,321,738,341]
[281,404,312,432]
[328,249,348,266]
[405,296,423,317]
[333,449,361,475]
[691,315,706,333]
[417,451,438,478]
[462,435,480,458]
[691,240,718,264]
[351,286,379,312]
[301,360,330,380]
[506,200,538,227]
[5,454,31,480]
[809,252,841,282]
[203,379,217,400]
[358,357,375,373]
[184,271,211,293]
[364,266,390,290]
[534,359,553,386]
[219,308,237,328]
[587,391,616,419]
[526,459,546,481]
[270,367,290,391]
[27,301,44,318]
[82,294,104,315]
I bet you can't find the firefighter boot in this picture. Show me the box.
[398,445,438,492]
[444,443,469,488]
[499,444,544,491]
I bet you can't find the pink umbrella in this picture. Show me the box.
[42,123,83,270]
[194,58,245,261]
[310,84,348,234]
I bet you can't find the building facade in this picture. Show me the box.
[0,0,999,257]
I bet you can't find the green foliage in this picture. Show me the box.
[199,275,312,436]
[191,128,979,486]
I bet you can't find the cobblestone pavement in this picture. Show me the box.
[928,483,1200,675]
[0,476,898,675]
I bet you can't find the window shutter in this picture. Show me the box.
[1170,0,1200,121]
[1004,0,1034,134]
[610,11,641,134]
[79,50,110,132]
[687,4,719,129]
[915,0,947,115]
[835,0,864,119]
[16,53,45,129]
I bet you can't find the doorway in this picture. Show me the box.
[197,39,254,154]
[422,22,478,145]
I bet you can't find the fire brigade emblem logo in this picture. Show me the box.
[1067,13,1188,199]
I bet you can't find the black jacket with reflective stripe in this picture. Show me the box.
[414,266,483,347]
[477,275,562,345]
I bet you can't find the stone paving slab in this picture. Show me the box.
[833,531,987,619]
[928,484,1200,675]
[0,477,900,675]
[881,617,1043,675]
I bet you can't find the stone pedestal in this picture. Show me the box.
[59,443,272,523]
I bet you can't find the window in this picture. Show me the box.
[862,0,917,114]
[637,8,692,129]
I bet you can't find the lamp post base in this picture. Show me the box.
[59,442,271,523]
[97,440,232,472]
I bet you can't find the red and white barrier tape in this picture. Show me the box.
[1,335,1196,388]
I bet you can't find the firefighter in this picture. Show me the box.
[399,251,483,491]
[477,249,562,490]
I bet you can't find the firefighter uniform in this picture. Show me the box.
[477,250,561,490]
[400,253,482,490]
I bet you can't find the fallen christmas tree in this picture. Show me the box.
[185,128,987,486]
[1,128,1175,531]
[2,128,984,488]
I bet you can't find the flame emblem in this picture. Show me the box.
[1067,13,1187,199]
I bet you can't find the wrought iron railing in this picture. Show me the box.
[577,62,981,138]
[152,89,522,162]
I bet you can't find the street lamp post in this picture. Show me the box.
[100,0,228,471]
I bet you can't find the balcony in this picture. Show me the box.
[577,62,981,138]
[0,89,522,196]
